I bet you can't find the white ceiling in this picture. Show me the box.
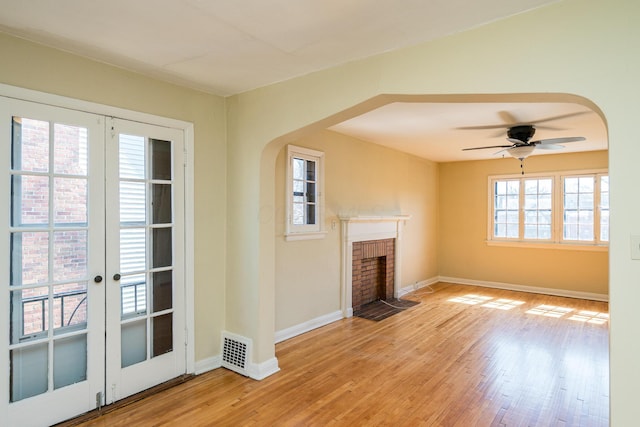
[0,0,559,96]
[329,101,608,162]
[0,0,607,162]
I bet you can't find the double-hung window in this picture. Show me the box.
[493,179,521,239]
[493,176,553,241]
[489,170,608,248]
[285,145,325,241]
[524,178,553,240]
[562,173,609,243]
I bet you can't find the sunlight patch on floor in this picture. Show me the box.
[448,294,493,305]
[526,304,573,318]
[568,310,609,324]
[447,296,608,323]
[481,298,525,310]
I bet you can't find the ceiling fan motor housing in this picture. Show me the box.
[507,125,536,143]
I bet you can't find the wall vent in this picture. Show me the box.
[221,331,252,376]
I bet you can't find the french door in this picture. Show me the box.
[105,118,185,403]
[0,98,186,426]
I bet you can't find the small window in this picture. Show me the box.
[285,145,325,241]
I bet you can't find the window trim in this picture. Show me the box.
[285,145,326,241]
[487,169,608,251]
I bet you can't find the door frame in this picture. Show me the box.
[0,83,196,377]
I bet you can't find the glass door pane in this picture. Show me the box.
[118,134,174,368]
[9,116,91,401]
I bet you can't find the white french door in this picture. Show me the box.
[0,98,186,426]
[105,118,185,404]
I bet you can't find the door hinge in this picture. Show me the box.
[108,117,116,139]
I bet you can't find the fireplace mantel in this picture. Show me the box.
[340,215,410,317]
[338,215,411,221]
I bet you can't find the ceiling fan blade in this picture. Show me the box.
[532,124,566,131]
[489,129,507,138]
[534,136,586,145]
[457,110,591,132]
[497,110,520,125]
[462,144,513,151]
[457,123,510,131]
[536,144,565,150]
[531,111,591,125]
[507,138,532,145]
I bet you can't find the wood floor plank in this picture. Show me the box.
[59,282,609,426]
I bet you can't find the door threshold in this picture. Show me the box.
[53,374,196,426]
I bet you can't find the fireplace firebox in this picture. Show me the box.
[351,239,395,310]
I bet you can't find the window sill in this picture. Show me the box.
[285,230,328,242]
[486,240,608,252]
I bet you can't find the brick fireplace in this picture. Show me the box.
[339,215,410,317]
[351,239,395,310]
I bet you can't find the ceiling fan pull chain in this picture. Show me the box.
[520,159,525,175]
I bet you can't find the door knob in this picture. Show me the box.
[94,275,103,283]
[113,273,121,281]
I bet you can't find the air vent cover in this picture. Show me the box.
[221,331,252,376]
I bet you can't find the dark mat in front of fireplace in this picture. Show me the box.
[353,298,419,321]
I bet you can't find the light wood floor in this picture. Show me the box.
[65,282,609,426]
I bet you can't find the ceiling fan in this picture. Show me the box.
[461,111,587,160]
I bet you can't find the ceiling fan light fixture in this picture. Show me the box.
[460,117,587,162]
[508,145,536,159]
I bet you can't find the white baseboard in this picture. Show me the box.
[273,277,438,345]
[196,354,280,380]
[275,310,344,343]
[248,357,280,380]
[194,355,222,375]
[398,276,440,297]
[438,276,609,302]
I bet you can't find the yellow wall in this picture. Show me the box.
[439,151,608,295]
[274,130,438,331]
[272,136,608,335]
[0,32,228,363]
